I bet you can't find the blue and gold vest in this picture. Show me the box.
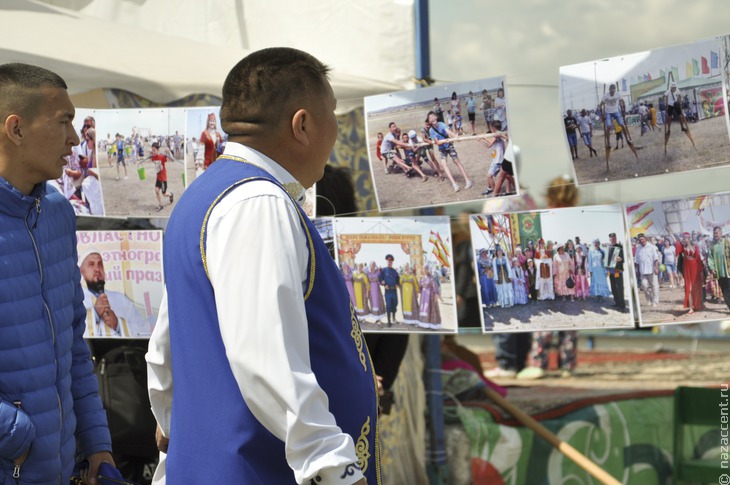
[163,156,379,484]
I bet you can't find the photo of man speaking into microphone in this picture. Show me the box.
[77,230,163,337]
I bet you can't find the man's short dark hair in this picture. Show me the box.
[0,63,67,121]
[220,48,331,135]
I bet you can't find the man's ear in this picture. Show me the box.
[3,115,23,146]
[291,108,310,146]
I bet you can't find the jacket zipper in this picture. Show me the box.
[24,199,63,483]
[12,401,23,480]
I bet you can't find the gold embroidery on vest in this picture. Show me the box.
[349,302,367,371]
[355,416,371,474]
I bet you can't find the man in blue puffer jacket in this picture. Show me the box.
[0,63,113,484]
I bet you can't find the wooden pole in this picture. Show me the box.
[483,386,622,485]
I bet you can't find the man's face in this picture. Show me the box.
[610,235,617,245]
[639,236,647,246]
[80,253,106,286]
[609,86,616,95]
[714,228,722,241]
[428,113,438,126]
[307,82,338,185]
[387,259,393,267]
[21,88,79,187]
[389,123,398,135]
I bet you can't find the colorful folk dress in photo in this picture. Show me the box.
[367,266,386,320]
[418,273,442,329]
[400,270,421,324]
[492,256,514,308]
[353,269,371,318]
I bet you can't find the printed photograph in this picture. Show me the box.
[96,108,186,217]
[625,193,730,327]
[560,35,730,185]
[52,109,104,216]
[469,206,634,333]
[184,107,315,217]
[76,230,164,338]
[335,216,457,333]
[185,107,224,184]
[364,77,519,212]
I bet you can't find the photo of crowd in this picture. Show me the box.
[335,216,457,333]
[53,109,104,216]
[625,193,730,328]
[560,35,730,184]
[469,206,634,333]
[364,77,519,211]
[96,108,186,217]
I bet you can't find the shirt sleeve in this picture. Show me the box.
[206,182,363,485]
[147,290,172,437]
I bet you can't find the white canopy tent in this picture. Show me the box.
[0,0,408,111]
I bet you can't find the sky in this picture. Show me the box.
[186,107,222,141]
[428,0,730,207]
[96,108,186,139]
[365,76,504,113]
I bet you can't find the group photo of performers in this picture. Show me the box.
[365,77,519,212]
[335,216,458,333]
[93,108,187,217]
[469,208,634,333]
[560,35,730,185]
[627,194,730,327]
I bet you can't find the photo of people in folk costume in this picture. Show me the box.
[335,216,458,333]
[469,207,634,333]
[625,193,730,330]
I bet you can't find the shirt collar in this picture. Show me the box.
[222,142,306,204]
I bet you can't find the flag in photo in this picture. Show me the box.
[701,56,710,75]
[474,215,490,232]
[631,205,654,225]
[711,51,719,69]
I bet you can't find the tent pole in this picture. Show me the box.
[414,1,449,484]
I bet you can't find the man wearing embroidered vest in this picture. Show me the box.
[80,251,149,337]
[0,63,113,483]
[146,48,379,484]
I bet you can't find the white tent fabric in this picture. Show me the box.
[0,0,407,111]
[35,0,416,88]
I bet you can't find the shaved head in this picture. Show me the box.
[0,63,68,121]
[220,47,331,137]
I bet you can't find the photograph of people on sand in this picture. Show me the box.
[624,192,730,328]
[469,206,634,333]
[335,216,457,333]
[560,35,730,185]
[96,108,186,217]
[364,77,519,211]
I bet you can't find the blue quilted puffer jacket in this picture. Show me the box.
[0,177,111,484]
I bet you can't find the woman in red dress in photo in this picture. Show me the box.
[669,231,704,314]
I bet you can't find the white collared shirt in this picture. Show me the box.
[147,142,363,484]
